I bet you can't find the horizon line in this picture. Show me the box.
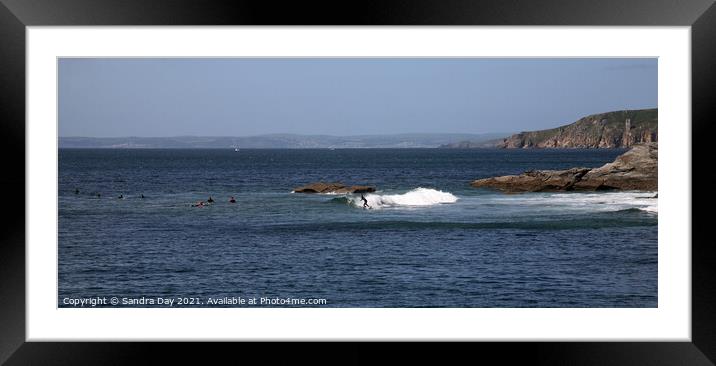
[59,132,510,139]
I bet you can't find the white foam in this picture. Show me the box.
[349,187,458,209]
[639,201,658,213]
[489,191,658,214]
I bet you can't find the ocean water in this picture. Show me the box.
[58,148,657,307]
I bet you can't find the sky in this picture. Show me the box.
[59,58,657,137]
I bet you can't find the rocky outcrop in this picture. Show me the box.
[293,182,376,194]
[471,143,657,192]
[495,108,657,149]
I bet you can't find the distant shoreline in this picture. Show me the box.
[58,133,508,149]
[58,146,631,150]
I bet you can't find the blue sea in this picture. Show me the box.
[58,148,657,307]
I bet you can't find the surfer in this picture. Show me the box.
[229,196,236,203]
[207,196,215,203]
[361,193,371,209]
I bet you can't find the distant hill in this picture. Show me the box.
[438,139,504,148]
[59,133,507,149]
[494,108,657,148]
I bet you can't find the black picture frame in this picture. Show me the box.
[1,0,714,363]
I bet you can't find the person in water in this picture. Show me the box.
[207,196,215,203]
[229,196,236,203]
[361,193,370,209]
[96,193,101,198]
[118,194,123,199]
[141,194,145,199]
[75,188,79,194]
[192,201,204,207]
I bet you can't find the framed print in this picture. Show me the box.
[2,0,715,363]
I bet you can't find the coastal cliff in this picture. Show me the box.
[497,108,657,148]
[471,143,657,192]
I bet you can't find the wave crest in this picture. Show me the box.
[346,187,458,209]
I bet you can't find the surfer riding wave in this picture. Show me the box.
[361,193,371,209]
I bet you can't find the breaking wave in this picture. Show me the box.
[489,191,658,214]
[340,187,458,209]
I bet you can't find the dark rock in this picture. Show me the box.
[471,143,657,192]
[293,182,376,194]
[470,168,591,192]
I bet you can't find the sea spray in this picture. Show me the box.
[345,187,458,209]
